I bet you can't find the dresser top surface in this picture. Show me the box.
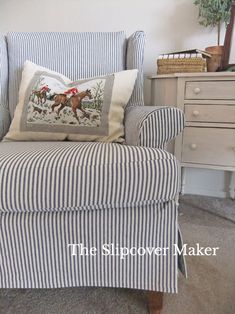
[148,72,235,79]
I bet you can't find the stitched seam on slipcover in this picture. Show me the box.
[0,198,178,214]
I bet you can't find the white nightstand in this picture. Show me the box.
[149,72,235,199]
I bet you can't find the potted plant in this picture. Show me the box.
[194,0,233,71]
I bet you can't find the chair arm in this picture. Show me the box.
[124,106,185,149]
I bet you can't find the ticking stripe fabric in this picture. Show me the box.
[0,142,179,213]
[0,201,179,292]
[0,31,186,293]
[125,106,185,149]
[0,35,10,140]
[126,31,146,107]
[7,32,126,118]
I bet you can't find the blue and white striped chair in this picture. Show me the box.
[0,31,185,312]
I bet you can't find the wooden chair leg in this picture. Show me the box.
[146,291,163,314]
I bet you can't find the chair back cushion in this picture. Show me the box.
[7,32,126,118]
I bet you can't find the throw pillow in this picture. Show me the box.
[4,61,138,142]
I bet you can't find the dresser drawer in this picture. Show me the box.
[185,104,235,123]
[185,81,235,100]
[182,127,235,167]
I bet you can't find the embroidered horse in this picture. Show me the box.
[70,89,92,120]
[31,88,51,105]
[51,89,92,121]
[51,94,68,115]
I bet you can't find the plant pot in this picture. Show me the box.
[205,46,224,72]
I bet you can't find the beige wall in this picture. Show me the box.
[0,0,225,79]
[0,0,229,197]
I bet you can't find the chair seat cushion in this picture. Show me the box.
[0,142,179,212]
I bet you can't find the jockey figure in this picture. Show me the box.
[64,87,79,96]
[40,85,50,93]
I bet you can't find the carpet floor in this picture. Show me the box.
[0,196,235,314]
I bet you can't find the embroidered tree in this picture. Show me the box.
[194,0,233,45]
[91,81,104,111]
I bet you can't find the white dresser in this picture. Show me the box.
[149,72,235,198]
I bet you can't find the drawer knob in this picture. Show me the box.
[190,143,197,150]
[192,110,199,117]
[194,87,201,94]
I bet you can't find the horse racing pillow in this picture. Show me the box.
[4,61,138,142]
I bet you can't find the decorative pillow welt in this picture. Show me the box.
[4,61,138,142]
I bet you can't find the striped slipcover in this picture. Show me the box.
[0,31,186,292]
[0,142,180,292]
[6,32,126,118]
[126,31,146,106]
[0,35,10,140]
[125,106,185,149]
